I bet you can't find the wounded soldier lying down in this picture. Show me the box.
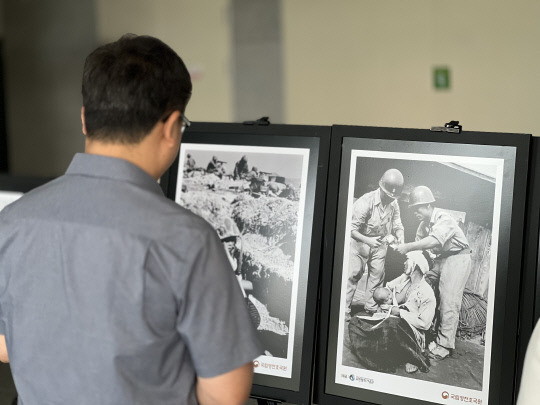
[349,251,436,374]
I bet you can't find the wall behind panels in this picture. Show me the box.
[96,0,540,135]
[2,0,95,177]
[96,0,234,125]
[282,1,540,134]
[5,0,540,177]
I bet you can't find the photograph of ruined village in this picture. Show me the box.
[337,152,501,397]
[175,144,308,367]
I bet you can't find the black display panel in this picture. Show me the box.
[317,126,530,405]
[163,122,331,405]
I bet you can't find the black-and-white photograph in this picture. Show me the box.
[175,143,310,379]
[334,149,504,404]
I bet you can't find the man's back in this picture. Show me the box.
[0,154,260,404]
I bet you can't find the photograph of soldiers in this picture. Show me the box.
[348,251,436,374]
[186,153,196,169]
[175,145,309,378]
[338,152,502,397]
[233,155,249,180]
[183,153,203,178]
[395,185,472,361]
[206,155,226,178]
[217,217,261,329]
[346,168,405,318]
[246,165,259,180]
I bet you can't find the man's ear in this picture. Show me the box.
[81,107,87,135]
[162,110,181,145]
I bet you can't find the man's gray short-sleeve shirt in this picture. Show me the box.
[0,153,261,405]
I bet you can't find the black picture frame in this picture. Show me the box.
[163,122,331,405]
[516,136,540,390]
[317,125,530,405]
[527,137,540,327]
[0,174,53,193]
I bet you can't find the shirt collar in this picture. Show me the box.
[429,207,442,225]
[65,153,165,196]
[374,189,382,206]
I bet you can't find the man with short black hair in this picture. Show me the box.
[0,34,261,405]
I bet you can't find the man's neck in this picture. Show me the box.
[378,188,389,207]
[85,138,161,180]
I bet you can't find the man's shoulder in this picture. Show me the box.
[0,176,62,217]
[432,207,451,220]
[386,273,408,289]
[432,208,459,227]
[0,173,215,242]
[419,278,436,300]
[158,200,216,238]
[355,189,377,205]
[115,189,216,243]
[363,189,378,199]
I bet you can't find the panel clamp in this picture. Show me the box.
[431,120,462,134]
[243,116,271,126]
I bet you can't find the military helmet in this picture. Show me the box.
[379,169,404,199]
[408,185,435,208]
[217,217,240,242]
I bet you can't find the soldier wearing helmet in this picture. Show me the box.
[217,218,261,329]
[346,168,405,317]
[185,153,196,177]
[233,155,249,180]
[395,185,471,361]
[217,218,242,275]
[379,168,404,199]
[206,155,226,178]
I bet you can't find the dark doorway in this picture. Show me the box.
[0,40,8,172]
